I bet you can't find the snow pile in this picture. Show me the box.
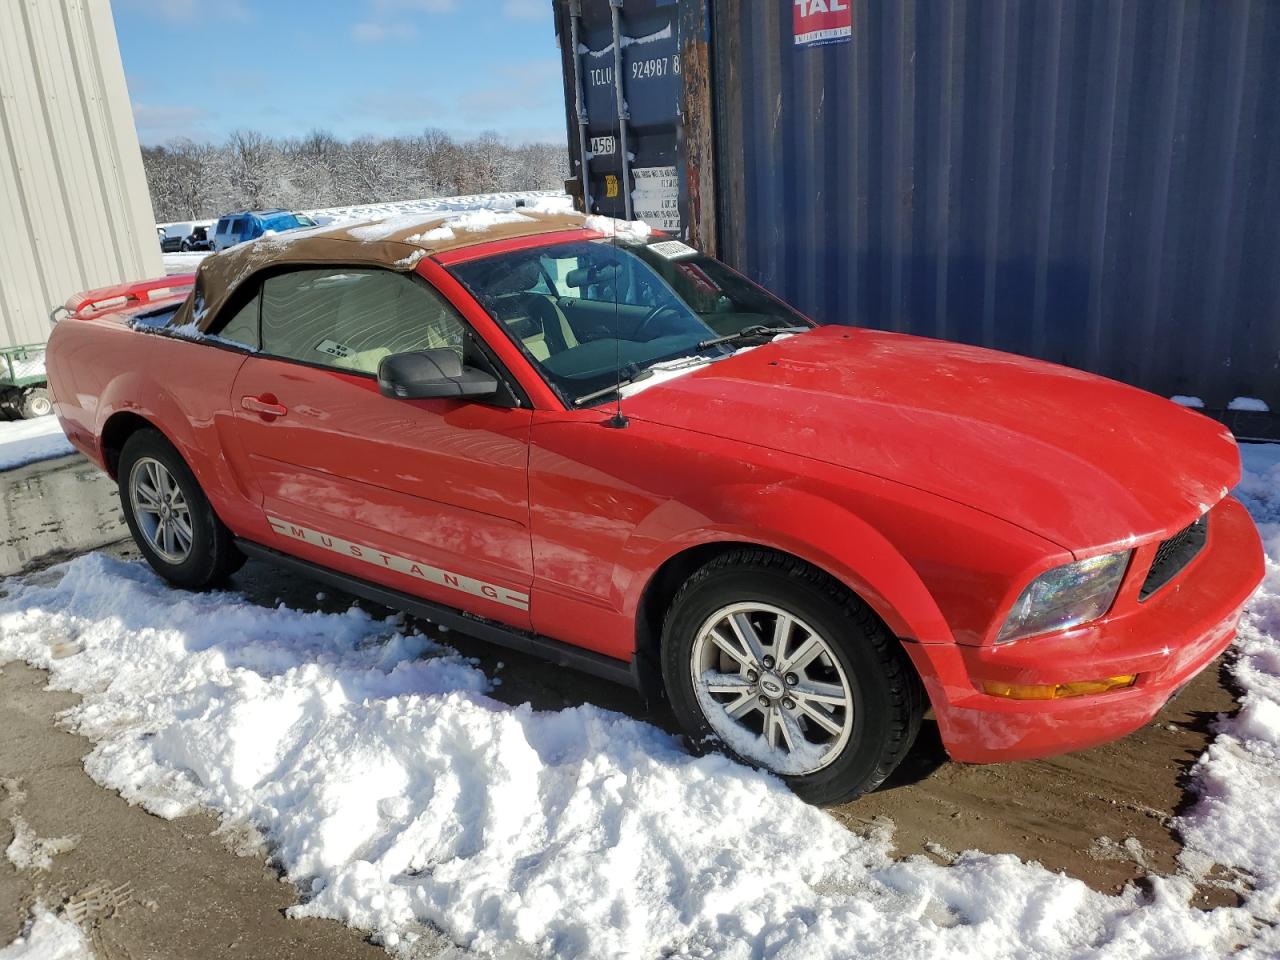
[0,417,73,471]
[1229,397,1271,413]
[2,454,1280,956]
[1177,444,1280,912]
[5,816,79,871]
[161,251,210,275]
[0,911,91,960]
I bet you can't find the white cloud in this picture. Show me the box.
[131,103,210,144]
[352,0,454,42]
[459,59,562,114]
[352,20,417,43]
[117,0,251,23]
[503,0,548,19]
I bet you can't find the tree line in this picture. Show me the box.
[142,129,569,222]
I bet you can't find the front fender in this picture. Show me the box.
[618,483,955,645]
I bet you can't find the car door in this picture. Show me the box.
[224,266,536,628]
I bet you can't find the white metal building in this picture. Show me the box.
[0,0,161,351]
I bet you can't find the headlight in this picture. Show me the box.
[997,552,1131,643]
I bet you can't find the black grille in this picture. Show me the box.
[1140,515,1209,600]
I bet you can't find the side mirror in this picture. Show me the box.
[378,349,499,401]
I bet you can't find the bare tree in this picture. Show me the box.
[143,129,569,221]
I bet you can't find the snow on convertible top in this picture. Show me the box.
[3,449,1278,957]
[345,196,577,244]
[348,209,533,244]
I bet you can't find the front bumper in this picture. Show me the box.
[905,495,1265,764]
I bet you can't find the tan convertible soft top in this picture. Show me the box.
[168,209,592,334]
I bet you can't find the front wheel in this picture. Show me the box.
[661,549,924,805]
[118,429,244,589]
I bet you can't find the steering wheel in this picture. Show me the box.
[632,304,685,341]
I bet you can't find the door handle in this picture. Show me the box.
[241,394,287,419]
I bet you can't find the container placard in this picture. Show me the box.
[793,0,852,48]
[631,165,680,231]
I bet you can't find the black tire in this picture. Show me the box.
[18,387,52,419]
[660,549,924,806]
[118,429,244,589]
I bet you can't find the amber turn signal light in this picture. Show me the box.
[981,675,1137,701]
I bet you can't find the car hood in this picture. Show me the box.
[624,327,1240,553]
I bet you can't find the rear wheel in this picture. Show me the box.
[118,429,244,588]
[661,549,924,805]
[17,387,51,419]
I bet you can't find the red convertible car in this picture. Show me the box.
[47,209,1264,804]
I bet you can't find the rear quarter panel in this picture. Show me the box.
[48,316,259,536]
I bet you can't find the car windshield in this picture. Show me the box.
[261,213,306,232]
[450,238,811,404]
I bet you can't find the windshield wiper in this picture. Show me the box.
[696,324,811,351]
[573,368,655,406]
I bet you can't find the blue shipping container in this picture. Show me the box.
[555,1,1280,437]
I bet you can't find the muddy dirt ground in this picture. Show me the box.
[0,453,1242,955]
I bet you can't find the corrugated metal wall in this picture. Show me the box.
[713,0,1280,420]
[0,0,161,350]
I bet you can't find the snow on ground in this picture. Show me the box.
[156,191,565,237]
[4,815,79,871]
[0,910,92,960]
[0,417,72,471]
[1,448,1279,957]
[305,191,565,227]
[160,251,209,275]
[1177,443,1280,910]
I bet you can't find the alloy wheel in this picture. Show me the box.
[129,457,194,564]
[689,601,856,775]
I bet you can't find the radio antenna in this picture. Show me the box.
[605,0,629,429]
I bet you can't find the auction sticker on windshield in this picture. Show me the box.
[648,240,698,260]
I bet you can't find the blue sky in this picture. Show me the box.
[113,0,567,146]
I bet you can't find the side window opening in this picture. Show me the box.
[260,268,467,376]
[215,293,261,351]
